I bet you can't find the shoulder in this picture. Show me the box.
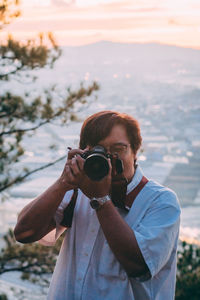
[145,180,181,212]
[132,180,181,230]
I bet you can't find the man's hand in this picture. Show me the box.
[61,148,112,198]
[79,160,112,198]
[58,148,85,189]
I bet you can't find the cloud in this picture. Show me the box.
[4,0,200,48]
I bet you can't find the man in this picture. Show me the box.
[14,111,181,300]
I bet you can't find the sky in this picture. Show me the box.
[2,0,200,48]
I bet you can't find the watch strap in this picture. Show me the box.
[90,195,111,210]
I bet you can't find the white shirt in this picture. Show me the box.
[40,166,181,300]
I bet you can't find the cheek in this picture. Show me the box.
[122,158,134,171]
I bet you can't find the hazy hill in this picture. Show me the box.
[62,41,200,61]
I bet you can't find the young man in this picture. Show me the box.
[14,111,181,300]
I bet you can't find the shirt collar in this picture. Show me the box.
[126,164,144,194]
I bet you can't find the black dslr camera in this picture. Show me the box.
[81,145,123,181]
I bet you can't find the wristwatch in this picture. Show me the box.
[90,195,111,210]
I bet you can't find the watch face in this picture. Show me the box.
[90,199,100,210]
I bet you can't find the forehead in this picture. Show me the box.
[99,124,129,146]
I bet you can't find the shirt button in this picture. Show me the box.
[84,253,88,256]
[91,229,95,233]
[78,277,82,281]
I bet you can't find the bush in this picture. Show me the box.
[175,241,200,300]
[0,294,8,300]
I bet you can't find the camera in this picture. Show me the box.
[81,145,123,181]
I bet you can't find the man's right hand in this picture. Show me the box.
[58,148,86,190]
[61,148,112,199]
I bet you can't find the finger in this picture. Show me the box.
[83,146,90,152]
[67,148,84,160]
[71,157,81,175]
[65,165,77,185]
[76,155,85,171]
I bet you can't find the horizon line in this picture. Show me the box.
[59,40,200,50]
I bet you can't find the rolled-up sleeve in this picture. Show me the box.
[39,190,73,246]
[134,191,181,280]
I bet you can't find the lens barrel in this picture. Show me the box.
[83,146,109,181]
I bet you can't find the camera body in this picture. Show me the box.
[81,145,123,181]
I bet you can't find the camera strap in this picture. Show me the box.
[60,159,148,227]
[61,174,148,227]
[125,176,148,208]
[60,188,78,228]
[110,155,128,209]
[111,175,148,210]
[111,156,148,210]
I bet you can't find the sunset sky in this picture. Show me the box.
[3,0,200,48]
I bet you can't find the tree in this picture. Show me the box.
[0,229,62,287]
[0,2,99,297]
[0,0,99,194]
[175,241,200,300]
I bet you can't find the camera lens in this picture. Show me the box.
[84,153,109,181]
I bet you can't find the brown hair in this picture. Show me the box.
[79,111,142,154]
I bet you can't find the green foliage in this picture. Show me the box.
[0,33,62,80]
[175,241,200,300]
[0,229,63,287]
[0,294,8,300]
[0,1,99,296]
[0,0,99,194]
[0,81,99,193]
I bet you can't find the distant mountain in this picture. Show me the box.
[61,41,200,63]
[50,40,200,89]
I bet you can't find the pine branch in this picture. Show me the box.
[0,81,99,136]
[0,155,66,192]
[0,64,24,79]
[0,120,50,136]
[0,263,44,275]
